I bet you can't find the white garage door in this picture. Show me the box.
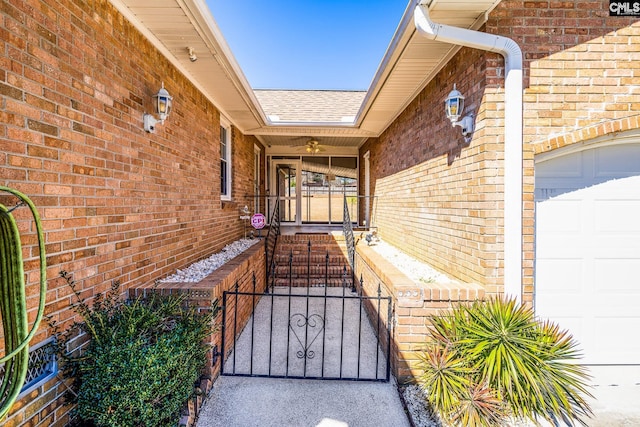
[535,142,640,365]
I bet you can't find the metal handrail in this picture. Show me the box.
[342,195,355,274]
[264,197,280,292]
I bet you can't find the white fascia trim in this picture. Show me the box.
[414,2,524,304]
[264,120,358,127]
[355,0,419,127]
[188,0,269,124]
[109,0,269,132]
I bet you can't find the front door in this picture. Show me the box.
[272,160,301,224]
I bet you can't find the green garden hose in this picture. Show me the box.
[0,186,47,420]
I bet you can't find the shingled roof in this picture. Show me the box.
[254,89,366,123]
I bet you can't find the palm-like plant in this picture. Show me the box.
[449,382,505,427]
[417,298,592,426]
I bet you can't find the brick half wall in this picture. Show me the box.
[130,242,266,427]
[355,242,484,382]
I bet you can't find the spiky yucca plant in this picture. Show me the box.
[417,298,592,427]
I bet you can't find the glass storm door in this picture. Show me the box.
[272,160,301,224]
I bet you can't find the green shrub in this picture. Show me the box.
[52,271,217,427]
[417,298,592,427]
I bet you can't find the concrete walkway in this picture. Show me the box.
[196,286,410,427]
[196,376,410,427]
[222,287,390,380]
[195,283,640,426]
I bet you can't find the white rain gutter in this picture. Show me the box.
[414,2,523,303]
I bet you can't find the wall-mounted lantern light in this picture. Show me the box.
[445,84,474,143]
[143,83,173,133]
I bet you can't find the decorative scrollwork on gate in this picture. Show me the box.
[289,313,325,359]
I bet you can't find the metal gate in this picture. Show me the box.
[221,283,392,382]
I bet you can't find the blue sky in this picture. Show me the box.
[207,0,409,91]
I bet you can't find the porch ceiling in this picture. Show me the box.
[109,0,500,148]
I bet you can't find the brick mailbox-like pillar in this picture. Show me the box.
[355,243,484,382]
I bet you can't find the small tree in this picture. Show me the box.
[51,271,217,427]
[417,298,592,427]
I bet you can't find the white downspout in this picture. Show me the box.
[414,2,523,304]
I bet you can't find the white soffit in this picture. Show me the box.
[357,0,501,136]
[109,0,500,143]
[109,0,267,132]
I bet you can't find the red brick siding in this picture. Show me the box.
[0,0,263,424]
[360,47,505,294]
[361,0,639,304]
[229,129,265,213]
[488,0,640,146]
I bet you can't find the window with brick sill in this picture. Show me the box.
[220,118,232,201]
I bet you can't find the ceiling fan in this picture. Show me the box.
[304,139,323,154]
[290,138,326,154]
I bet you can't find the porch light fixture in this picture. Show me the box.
[143,83,173,133]
[305,139,320,154]
[445,84,474,143]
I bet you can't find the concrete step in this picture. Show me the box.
[273,265,352,278]
[271,278,354,288]
[273,253,350,265]
[270,233,354,286]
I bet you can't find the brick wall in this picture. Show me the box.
[230,128,265,213]
[360,46,506,295]
[487,0,640,150]
[2,0,639,424]
[0,0,263,425]
[360,0,640,303]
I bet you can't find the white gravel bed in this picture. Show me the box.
[399,384,443,427]
[368,238,455,285]
[157,238,260,283]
